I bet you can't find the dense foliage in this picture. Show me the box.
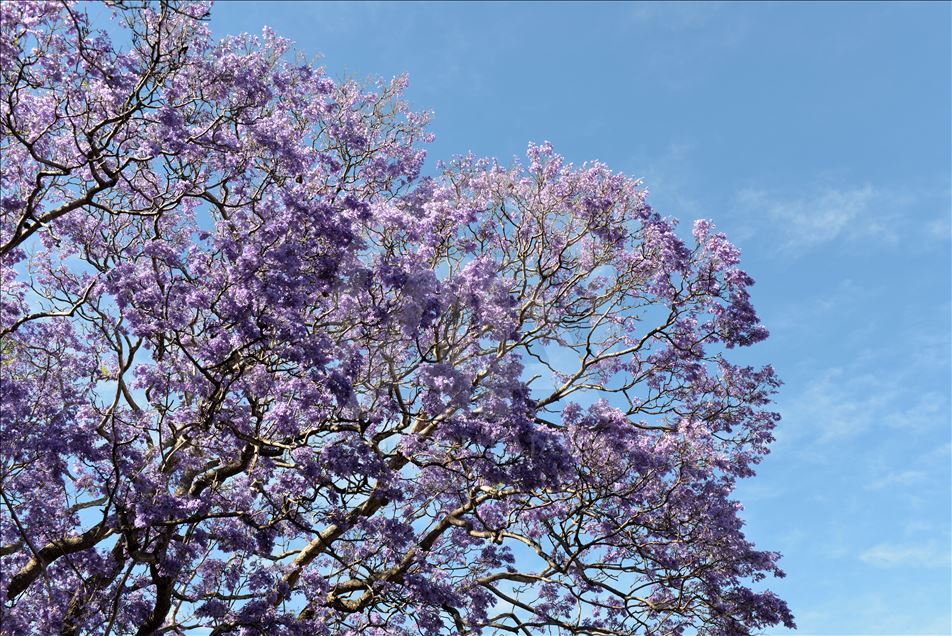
[0,2,794,634]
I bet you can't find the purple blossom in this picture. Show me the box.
[0,2,790,635]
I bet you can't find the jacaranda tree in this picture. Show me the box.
[0,2,795,634]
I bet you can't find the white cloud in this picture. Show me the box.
[883,391,951,432]
[788,592,952,635]
[778,367,894,444]
[859,542,951,569]
[865,470,927,491]
[737,185,887,250]
[775,360,950,452]
[927,215,951,241]
[771,305,950,454]
[734,182,950,255]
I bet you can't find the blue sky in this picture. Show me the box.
[209,2,952,633]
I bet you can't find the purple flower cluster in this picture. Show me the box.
[0,2,792,634]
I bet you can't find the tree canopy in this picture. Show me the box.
[0,2,794,634]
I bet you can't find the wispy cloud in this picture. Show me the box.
[775,333,951,452]
[859,542,951,569]
[737,185,886,250]
[927,215,951,241]
[865,470,927,491]
[779,370,950,451]
[779,367,895,445]
[734,183,950,255]
[788,591,952,635]
[883,391,951,432]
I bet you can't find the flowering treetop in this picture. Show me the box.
[0,2,793,634]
